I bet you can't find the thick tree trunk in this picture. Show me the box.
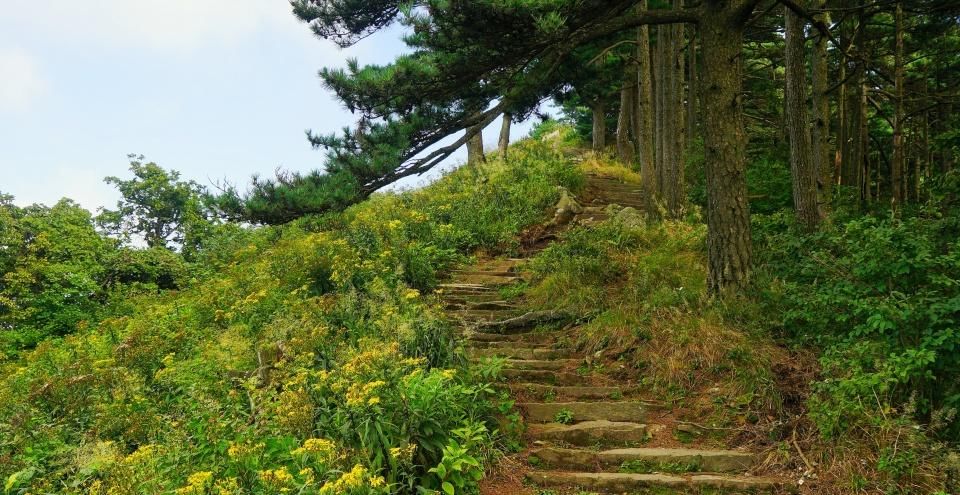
[656,11,686,220]
[671,12,686,217]
[687,25,699,147]
[657,22,684,218]
[810,0,832,209]
[891,0,905,210]
[701,6,752,293]
[838,7,862,193]
[617,76,637,164]
[858,80,869,203]
[591,102,606,153]
[635,10,658,217]
[467,126,485,165]
[498,112,512,160]
[784,6,821,229]
[654,26,667,196]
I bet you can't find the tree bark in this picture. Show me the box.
[635,7,658,217]
[654,26,667,196]
[617,75,637,164]
[591,101,607,153]
[810,0,832,209]
[891,0,905,210]
[687,24,699,147]
[467,126,485,165]
[701,4,752,293]
[498,112,512,160]
[656,11,686,219]
[670,10,686,217]
[784,5,821,229]
[839,6,863,194]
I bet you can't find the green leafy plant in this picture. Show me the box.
[554,409,575,425]
[428,423,488,495]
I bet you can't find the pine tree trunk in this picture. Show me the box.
[635,9,658,217]
[654,26,666,196]
[467,126,485,165]
[859,80,869,203]
[701,5,752,294]
[617,76,637,164]
[498,113,512,160]
[784,6,821,229]
[810,0,832,209]
[659,23,684,218]
[839,7,862,193]
[592,102,606,153]
[891,0,905,210]
[671,12,686,217]
[687,25,699,147]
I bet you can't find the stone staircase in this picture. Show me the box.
[439,175,786,494]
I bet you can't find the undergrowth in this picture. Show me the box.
[752,172,960,493]
[0,139,581,495]
[525,208,784,431]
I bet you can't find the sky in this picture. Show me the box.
[0,0,537,213]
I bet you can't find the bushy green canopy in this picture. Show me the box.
[226,0,693,224]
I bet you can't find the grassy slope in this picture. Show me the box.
[0,138,580,495]
[2,127,954,494]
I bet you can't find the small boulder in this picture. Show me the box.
[613,206,645,227]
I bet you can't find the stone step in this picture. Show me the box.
[497,358,577,370]
[469,347,571,360]
[452,270,518,277]
[452,311,527,324]
[462,301,518,311]
[519,401,648,423]
[528,420,657,447]
[437,283,495,291]
[526,471,782,493]
[468,340,555,350]
[510,383,626,400]
[528,447,757,473]
[465,332,556,344]
[450,275,522,285]
[598,191,643,198]
[443,293,508,303]
[502,369,589,385]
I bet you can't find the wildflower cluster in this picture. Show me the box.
[291,438,340,466]
[318,464,386,495]
[258,467,295,493]
[175,471,213,495]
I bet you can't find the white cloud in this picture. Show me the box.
[4,0,296,52]
[0,48,48,111]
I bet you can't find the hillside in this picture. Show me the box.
[3,129,960,494]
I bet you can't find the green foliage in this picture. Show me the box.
[525,184,780,421]
[0,199,112,352]
[0,139,572,494]
[98,155,210,250]
[755,172,960,441]
[427,423,487,495]
[686,140,793,215]
[554,409,575,425]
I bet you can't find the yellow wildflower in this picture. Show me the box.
[259,467,294,492]
[318,464,384,494]
[389,444,416,463]
[227,441,265,461]
[291,438,339,465]
[213,477,240,495]
[123,444,160,465]
[175,471,213,495]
